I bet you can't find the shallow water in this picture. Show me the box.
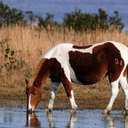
[0,108,126,128]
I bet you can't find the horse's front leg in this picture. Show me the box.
[70,90,78,113]
[61,78,78,113]
[103,81,119,114]
[47,82,60,112]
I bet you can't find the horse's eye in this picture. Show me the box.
[26,87,29,95]
[30,89,38,95]
[34,80,41,86]
[32,91,38,95]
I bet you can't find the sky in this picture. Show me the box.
[1,0,128,28]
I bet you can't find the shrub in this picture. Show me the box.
[63,8,124,32]
[0,2,26,27]
[0,38,26,75]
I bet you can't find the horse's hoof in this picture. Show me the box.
[27,109,34,114]
[122,110,128,115]
[45,108,53,113]
[102,109,110,115]
[70,108,77,115]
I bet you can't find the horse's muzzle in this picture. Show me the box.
[27,108,33,114]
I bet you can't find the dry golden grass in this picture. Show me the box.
[0,25,128,109]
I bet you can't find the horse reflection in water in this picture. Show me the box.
[105,114,128,128]
[26,112,41,128]
[26,111,76,128]
[105,114,116,128]
[26,111,128,128]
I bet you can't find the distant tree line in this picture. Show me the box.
[64,9,124,31]
[0,1,125,31]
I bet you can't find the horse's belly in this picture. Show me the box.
[76,75,101,85]
[72,70,106,85]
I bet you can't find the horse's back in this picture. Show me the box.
[43,43,73,59]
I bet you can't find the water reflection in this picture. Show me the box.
[105,114,116,128]
[0,109,127,128]
[26,110,128,128]
[125,116,128,128]
[26,112,41,128]
[67,113,76,128]
[104,113,127,128]
[3,112,13,123]
[26,111,76,128]
[46,111,54,128]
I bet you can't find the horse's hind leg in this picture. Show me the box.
[120,76,128,114]
[47,81,60,112]
[103,80,119,114]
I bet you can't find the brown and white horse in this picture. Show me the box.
[25,41,128,114]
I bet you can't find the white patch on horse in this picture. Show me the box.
[70,90,78,109]
[68,62,82,84]
[29,95,32,110]
[43,43,73,59]
[105,80,119,113]
[71,42,107,54]
[48,91,55,109]
[48,82,60,110]
[43,43,73,81]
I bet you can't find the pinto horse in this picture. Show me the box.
[25,41,128,114]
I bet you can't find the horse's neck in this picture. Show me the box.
[32,58,50,88]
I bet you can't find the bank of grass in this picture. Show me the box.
[0,25,127,110]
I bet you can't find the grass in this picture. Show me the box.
[0,25,127,110]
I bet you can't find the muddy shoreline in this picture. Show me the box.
[0,78,125,111]
[0,96,124,111]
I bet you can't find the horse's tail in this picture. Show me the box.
[123,64,128,78]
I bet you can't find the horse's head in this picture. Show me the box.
[25,79,41,113]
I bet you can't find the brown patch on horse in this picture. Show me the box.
[32,58,72,98]
[69,51,108,84]
[94,42,124,82]
[73,45,92,49]
[69,42,124,84]
[32,58,61,88]
[29,86,42,109]
[61,77,72,98]
[49,58,72,98]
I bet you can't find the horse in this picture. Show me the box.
[25,41,128,114]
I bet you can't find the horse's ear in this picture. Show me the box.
[25,78,29,112]
[25,78,30,95]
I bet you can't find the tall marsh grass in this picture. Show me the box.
[1,26,128,65]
